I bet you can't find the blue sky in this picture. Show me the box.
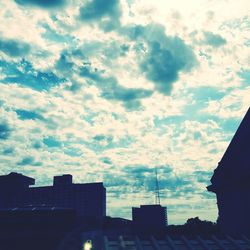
[0,0,249,224]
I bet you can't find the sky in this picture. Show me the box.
[0,0,249,224]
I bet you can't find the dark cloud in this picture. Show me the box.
[120,44,130,56]
[124,23,197,94]
[144,174,192,194]
[91,134,114,150]
[124,24,146,40]
[0,59,65,91]
[15,0,65,8]
[85,132,134,152]
[17,156,34,165]
[120,165,176,194]
[41,23,73,43]
[102,84,152,109]
[141,41,182,94]
[103,165,209,204]
[187,86,225,102]
[80,66,152,109]
[17,156,42,166]
[194,170,213,185]
[16,109,44,121]
[43,136,61,147]
[123,165,172,177]
[64,147,82,157]
[2,147,14,155]
[93,134,107,141]
[55,42,130,88]
[123,165,154,175]
[193,131,202,140]
[79,0,121,31]
[102,42,131,60]
[100,157,112,165]
[158,176,200,199]
[33,141,42,149]
[55,53,74,75]
[104,174,129,188]
[121,165,206,199]
[203,31,227,47]
[0,38,30,57]
[65,82,82,92]
[0,123,11,140]
[71,40,130,65]
[238,70,250,87]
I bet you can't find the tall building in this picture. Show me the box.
[207,107,250,235]
[132,204,167,232]
[0,172,106,220]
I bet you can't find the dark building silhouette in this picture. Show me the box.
[132,204,167,233]
[0,206,78,250]
[0,172,106,220]
[207,107,250,235]
[96,233,250,249]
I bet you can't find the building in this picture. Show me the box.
[0,205,76,230]
[94,234,250,249]
[0,172,106,220]
[0,206,77,250]
[207,107,250,235]
[0,172,34,209]
[132,205,167,232]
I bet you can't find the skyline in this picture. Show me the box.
[0,0,250,224]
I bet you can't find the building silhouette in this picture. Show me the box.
[0,172,106,220]
[0,206,78,250]
[132,204,167,233]
[207,107,250,235]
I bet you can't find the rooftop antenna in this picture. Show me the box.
[155,167,161,205]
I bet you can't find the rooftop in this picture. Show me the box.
[80,234,250,250]
[208,107,250,192]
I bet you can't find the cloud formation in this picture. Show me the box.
[43,137,62,148]
[17,156,42,166]
[203,32,227,47]
[0,123,11,140]
[15,0,65,8]
[79,0,121,31]
[80,66,152,109]
[0,38,30,57]
[1,59,65,91]
[16,109,44,121]
[0,0,249,224]
[125,23,197,94]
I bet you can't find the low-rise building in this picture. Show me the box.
[0,172,106,220]
[132,204,167,232]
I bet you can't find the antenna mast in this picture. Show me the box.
[155,167,160,204]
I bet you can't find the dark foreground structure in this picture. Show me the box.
[132,204,167,234]
[97,234,250,249]
[0,172,106,220]
[79,216,249,249]
[207,107,250,235]
[0,206,79,250]
[0,173,106,249]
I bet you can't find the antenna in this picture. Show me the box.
[155,167,160,204]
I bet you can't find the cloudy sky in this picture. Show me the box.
[0,0,249,224]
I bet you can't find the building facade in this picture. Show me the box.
[132,204,167,232]
[0,172,106,220]
[207,107,250,235]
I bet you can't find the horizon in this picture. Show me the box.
[0,0,249,225]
